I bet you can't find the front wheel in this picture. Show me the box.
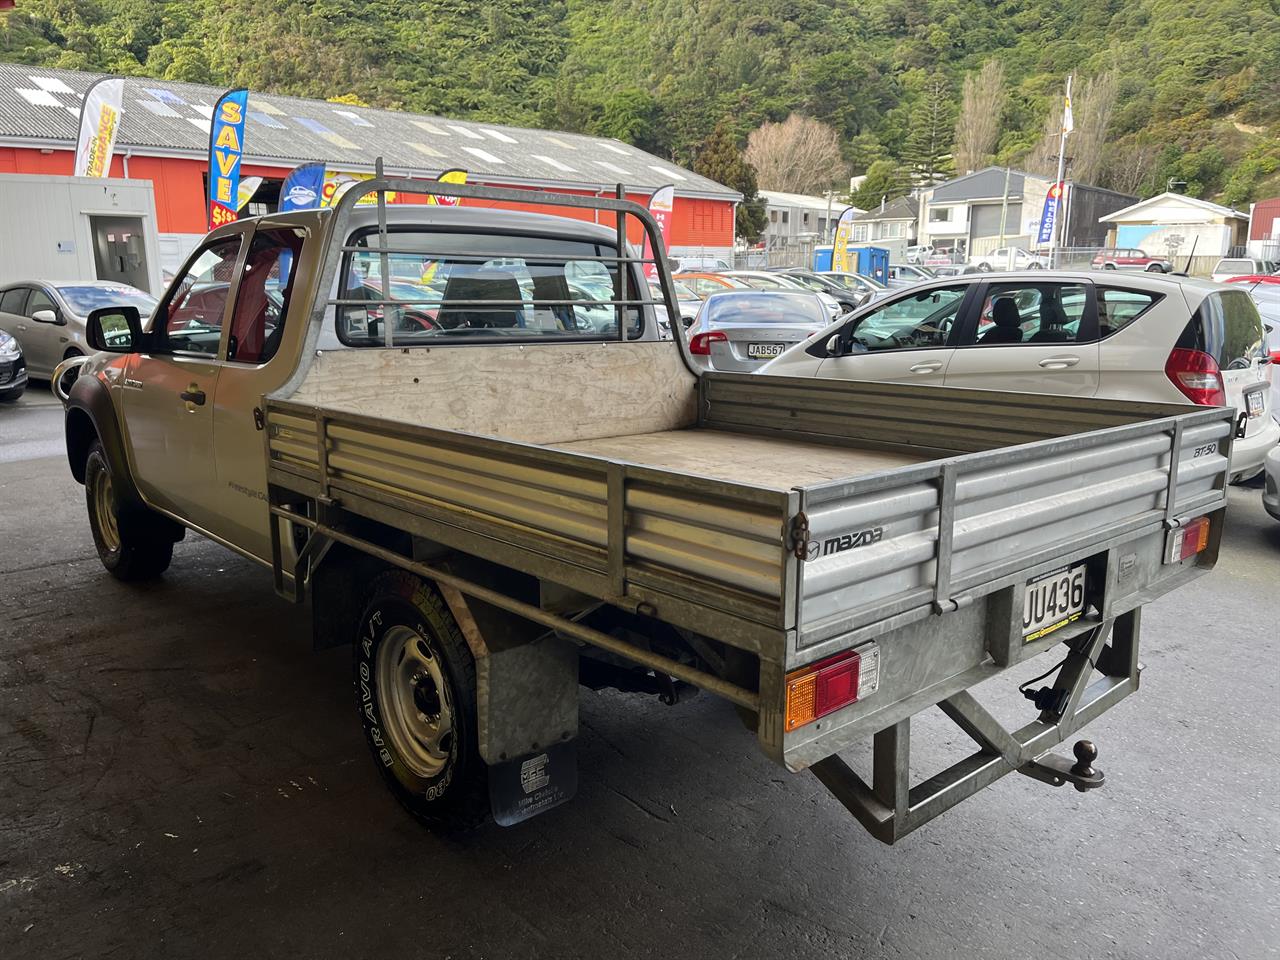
[84,441,174,580]
[1145,263,1165,273]
[354,570,489,829]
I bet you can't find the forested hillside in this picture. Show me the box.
[3,0,1279,206]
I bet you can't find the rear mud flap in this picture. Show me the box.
[489,741,577,826]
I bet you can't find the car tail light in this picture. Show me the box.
[689,331,726,356]
[784,643,880,732]
[1165,515,1211,564]
[1164,348,1226,406]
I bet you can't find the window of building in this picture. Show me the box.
[781,211,789,224]
[853,224,869,242]
[929,206,953,223]
[883,221,906,239]
[769,210,778,223]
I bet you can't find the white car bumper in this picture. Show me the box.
[1264,446,1280,520]
[1231,413,1280,481]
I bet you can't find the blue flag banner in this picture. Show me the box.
[1037,182,1064,245]
[208,88,249,230]
[280,161,326,212]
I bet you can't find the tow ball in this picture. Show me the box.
[1019,740,1106,793]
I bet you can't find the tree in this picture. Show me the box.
[901,75,955,186]
[694,118,767,242]
[849,159,909,210]
[953,60,1006,175]
[1027,71,1118,186]
[744,113,847,194]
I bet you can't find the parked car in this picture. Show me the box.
[905,244,933,265]
[1090,248,1173,273]
[925,248,965,267]
[930,264,983,278]
[673,255,732,273]
[1211,257,1279,282]
[886,263,935,288]
[970,248,1049,271]
[0,328,27,401]
[673,271,750,298]
[814,270,888,300]
[720,270,844,319]
[686,290,830,372]
[760,271,1279,481]
[0,280,157,379]
[1264,445,1280,521]
[764,268,866,312]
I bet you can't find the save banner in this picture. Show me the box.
[831,207,857,273]
[207,88,249,230]
[641,184,675,280]
[279,162,326,212]
[1037,182,1065,245]
[74,77,125,178]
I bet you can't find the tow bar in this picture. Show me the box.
[1020,739,1106,792]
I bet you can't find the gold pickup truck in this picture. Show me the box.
[60,177,1232,841]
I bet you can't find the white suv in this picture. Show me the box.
[761,271,1278,481]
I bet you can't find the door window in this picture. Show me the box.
[27,288,56,317]
[841,285,968,353]
[961,283,1090,346]
[163,238,242,355]
[1097,287,1162,337]
[0,288,28,315]
[225,228,305,364]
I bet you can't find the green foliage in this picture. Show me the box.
[693,119,765,240]
[1,0,1278,203]
[849,159,909,210]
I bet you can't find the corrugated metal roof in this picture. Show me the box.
[930,167,1042,202]
[0,63,739,200]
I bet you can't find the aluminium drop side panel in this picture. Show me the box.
[794,405,1233,654]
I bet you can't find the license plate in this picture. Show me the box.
[1245,387,1264,418]
[1022,564,1086,641]
[747,342,785,359]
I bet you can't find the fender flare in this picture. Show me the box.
[64,374,142,505]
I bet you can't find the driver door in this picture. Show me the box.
[815,283,976,384]
[122,233,246,529]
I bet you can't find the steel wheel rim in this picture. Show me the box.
[375,624,454,779]
[95,468,120,552]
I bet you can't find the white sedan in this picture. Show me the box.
[760,270,1279,481]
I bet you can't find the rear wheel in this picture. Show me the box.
[1145,263,1164,272]
[84,441,174,580]
[354,570,489,829]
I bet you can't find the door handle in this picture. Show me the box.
[1038,356,1080,368]
[909,360,943,373]
[180,386,206,406]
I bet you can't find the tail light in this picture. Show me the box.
[1165,348,1226,406]
[1165,515,1211,563]
[784,643,880,732]
[689,330,726,356]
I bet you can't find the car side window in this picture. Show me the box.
[843,285,968,353]
[960,282,1089,347]
[1097,287,1162,338]
[225,228,305,364]
[0,288,28,315]
[27,288,56,317]
[163,238,243,356]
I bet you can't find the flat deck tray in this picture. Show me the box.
[553,428,927,490]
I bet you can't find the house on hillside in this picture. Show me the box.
[1246,197,1280,262]
[1099,193,1250,263]
[917,167,1135,259]
[850,196,919,248]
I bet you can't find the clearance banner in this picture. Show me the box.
[322,170,398,207]
[207,88,249,230]
[427,168,467,206]
[641,184,675,280]
[74,77,125,178]
[831,207,857,273]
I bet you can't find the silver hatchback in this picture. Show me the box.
[686,290,830,372]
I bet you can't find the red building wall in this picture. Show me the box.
[0,145,734,248]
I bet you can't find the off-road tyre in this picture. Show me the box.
[84,440,174,581]
[354,569,490,830]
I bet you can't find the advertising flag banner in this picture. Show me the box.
[207,88,249,230]
[831,207,857,273]
[279,162,326,211]
[1037,182,1065,245]
[321,169,399,207]
[427,168,468,206]
[641,184,675,280]
[235,176,263,211]
[1062,92,1074,134]
[74,77,125,178]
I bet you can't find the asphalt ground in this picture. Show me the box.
[2,382,1278,960]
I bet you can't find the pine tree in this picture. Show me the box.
[902,76,956,187]
[694,118,767,242]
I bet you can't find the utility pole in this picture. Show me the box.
[1050,74,1073,269]
[998,166,1011,260]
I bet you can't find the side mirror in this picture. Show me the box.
[87,306,145,353]
[826,333,845,357]
[31,308,63,325]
